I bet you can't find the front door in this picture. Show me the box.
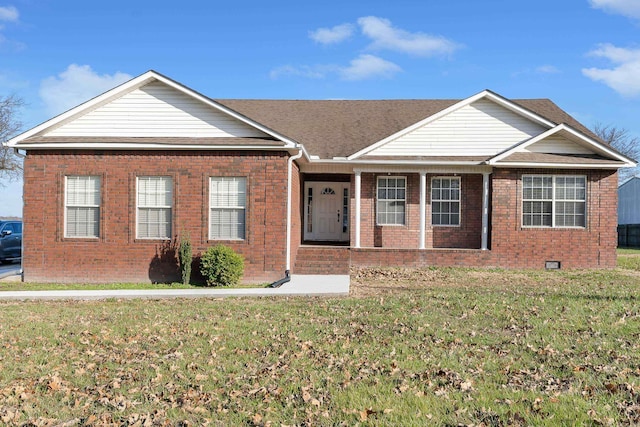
[304,182,349,242]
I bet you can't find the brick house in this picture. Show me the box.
[5,71,635,283]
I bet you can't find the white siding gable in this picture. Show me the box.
[367,99,547,157]
[525,135,595,155]
[46,82,269,138]
[619,178,640,225]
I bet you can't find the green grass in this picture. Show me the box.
[0,268,639,425]
[617,247,640,255]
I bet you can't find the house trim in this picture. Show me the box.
[488,123,636,167]
[347,90,557,160]
[6,70,300,150]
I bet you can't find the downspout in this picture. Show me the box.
[269,146,303,288]
[13,148,25,279]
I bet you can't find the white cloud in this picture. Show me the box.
[309,23,353,45]
[535,65,561,74]
[357,16,460,57]
[0,6,18,22]
[582,44,640,96]
[270,54,401,81]
[589,0,640,20]
[269,64,330,79]
[339,54,402,81]
[39,64,132,115]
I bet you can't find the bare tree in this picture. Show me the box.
[0,94,24,183]
[593,123,640,183]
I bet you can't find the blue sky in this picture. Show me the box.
[1,0,639,216]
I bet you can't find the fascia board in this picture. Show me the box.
[493,162,626,169]
[8,143,292,151]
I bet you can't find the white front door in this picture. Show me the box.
[304,182,349,242]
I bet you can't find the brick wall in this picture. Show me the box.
[352,172,483,250]
[22,150,290,283]
[490,168,618,268]
[349,168,617,270]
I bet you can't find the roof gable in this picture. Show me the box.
[46,81,270,138]
[7,71,296,149]
[488,124,635,167]
[348,90,557,160]
[360,98,547,158]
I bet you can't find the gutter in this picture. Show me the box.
[270,147,303,288]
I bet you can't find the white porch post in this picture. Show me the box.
[354,171,361,248]
[419,171,426,249]
[481,172,491,250]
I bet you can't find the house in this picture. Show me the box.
[617,177,640,247]
[5,71,635,283]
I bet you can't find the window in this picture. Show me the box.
[65,176,100,238]
[137,176,172,239]
[210,177,246,240]
[377,177,406,225]
[432,177,460,226]
[522,175,586,228]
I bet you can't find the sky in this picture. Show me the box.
[1,0,640,216]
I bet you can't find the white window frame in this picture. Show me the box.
[376,176,406,226]
[431,176,461,227]
[136,176,173,240]
[64,175,101,238]
[522,174,587,229]
[209,177,247,240]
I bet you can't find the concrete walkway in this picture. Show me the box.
[0,274,350,300]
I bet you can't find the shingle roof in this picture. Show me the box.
[216,98,602,159]
[499,152,625,165]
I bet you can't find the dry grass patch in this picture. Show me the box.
[0,267,639,425]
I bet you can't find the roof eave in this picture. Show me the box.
[492,161,628,169]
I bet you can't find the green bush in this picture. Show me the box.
[178,233,192,285]
[200,245,244,287]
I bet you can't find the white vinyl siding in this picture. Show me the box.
[432,177,461,226]
[368,99,546,157]
[48,82,269,138]
[522,175,586,228]
[525,136,594,155]
[137,176,172,239]
[377,177,406,225]
[65,176,100,238]
[210,177,246,240]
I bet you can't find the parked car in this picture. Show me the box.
[0,220,22,263]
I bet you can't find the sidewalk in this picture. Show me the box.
[0,274,350,300]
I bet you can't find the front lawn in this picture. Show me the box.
[0,268,639,425]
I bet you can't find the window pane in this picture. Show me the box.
[66,176,100,238]
[137,177,172,239]
[210,177,247,239]
[377,177,406,225]
[431,177,460,226]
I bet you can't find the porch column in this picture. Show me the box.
[354,171,361,248]
[419,171,426,249]
[481,172,491,250]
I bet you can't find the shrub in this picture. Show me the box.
[200,245,244,287]
[178,233,192,285]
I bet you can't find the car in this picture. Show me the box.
[0,220,22,264]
